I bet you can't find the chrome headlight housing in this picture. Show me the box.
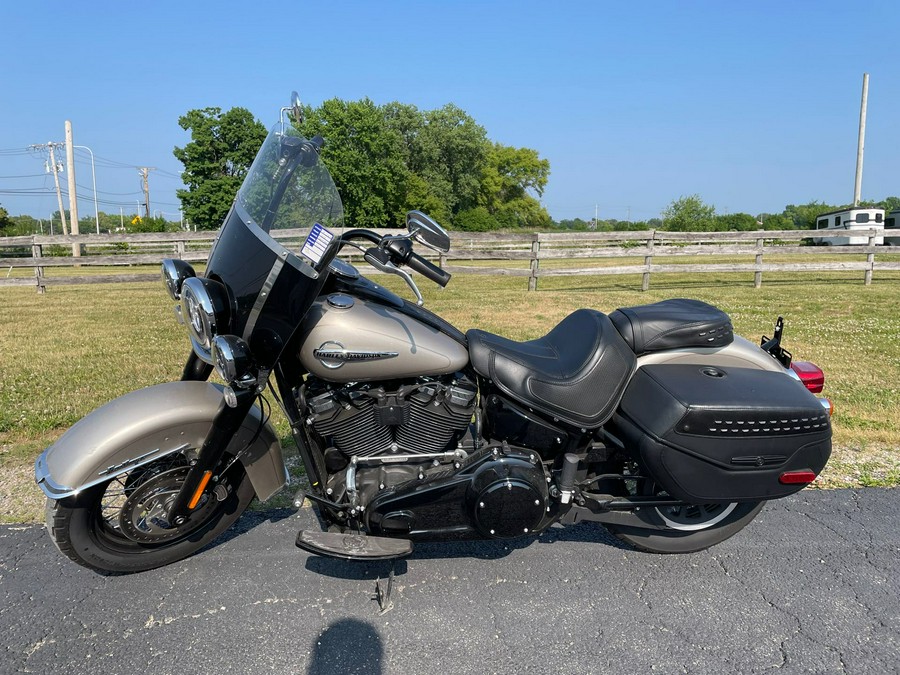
[161,259,196,300]
[212,335,257,387]
[180,277,231,360]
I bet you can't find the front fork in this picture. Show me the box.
[166,352,253,524]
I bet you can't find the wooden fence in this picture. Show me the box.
[1,227,897,293]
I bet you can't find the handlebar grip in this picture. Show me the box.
[406,251,451,288]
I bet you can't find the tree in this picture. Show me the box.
[298,98,411,228]
[478,143,551,228]
[413,104,488,220]
[662,195,716,231]
[281,97,553,230]
[714,213,759,231]
[173,107,267,230]
[878,196,900,213]
[758,213,793,231]
[781,201,836,230]
[0,204,11,234]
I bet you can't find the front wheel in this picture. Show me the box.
[45,456,255,573]
[605,495,765,554]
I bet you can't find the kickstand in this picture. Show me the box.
[374,562,396,615]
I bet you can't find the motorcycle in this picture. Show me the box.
[36,93,832,575]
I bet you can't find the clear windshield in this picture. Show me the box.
[236,124,344,239]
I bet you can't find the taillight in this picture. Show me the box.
[780,470,817,485]
[791,361,825,393]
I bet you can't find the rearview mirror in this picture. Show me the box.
[406,211,450,253]
[290,91,304,126]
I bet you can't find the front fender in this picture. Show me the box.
[35,382,287,502]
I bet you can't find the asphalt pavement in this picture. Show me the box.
[1,489,898,674]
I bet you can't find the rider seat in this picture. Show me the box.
[608,298,733,355]
[466,309,636,429]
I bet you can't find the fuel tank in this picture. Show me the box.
[298,294,469,382]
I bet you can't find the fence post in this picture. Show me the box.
[176,238,186,259]
[528,233,541,291]
[32,240,45,294]
[754,236,764,288]
[865,230,875,286]
[642,230,655,292]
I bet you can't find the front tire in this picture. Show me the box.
[45,458,255,574]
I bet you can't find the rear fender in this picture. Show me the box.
[635,335,786,372]
[34,381,287,502]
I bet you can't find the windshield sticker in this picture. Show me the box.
[301,223,334,265]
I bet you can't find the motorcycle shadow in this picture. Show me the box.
[304,521,631,581]
[200,507,296,552]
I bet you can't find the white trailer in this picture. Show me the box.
[885,210,900,246]
[813,207,885,245]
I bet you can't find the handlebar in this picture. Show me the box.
[405,251,451,287]
[339,229,452,288]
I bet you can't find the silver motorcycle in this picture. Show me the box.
[36,93,832,574]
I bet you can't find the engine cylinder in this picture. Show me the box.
[305,375,476,458]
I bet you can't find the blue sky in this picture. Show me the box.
[1,1,898,225]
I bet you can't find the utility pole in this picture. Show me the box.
[65,121,81,257]
[30,142,69,235]
[138,167,156,219]
[853,73,869,207]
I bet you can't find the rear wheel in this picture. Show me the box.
[605,483,764,554]
[45,455,255,573]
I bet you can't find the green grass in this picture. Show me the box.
[2,267,898,523]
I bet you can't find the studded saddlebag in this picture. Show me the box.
[610,364,832,502]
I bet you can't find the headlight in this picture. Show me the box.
[212,335,257,387]
[180,277,230,359]
[161,259,196,300]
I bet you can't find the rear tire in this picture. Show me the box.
[45,459,255,574]
[605,499,765,554]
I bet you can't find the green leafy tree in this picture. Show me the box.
[878,196,900,213]
[662,195,716,231]
[714,213,759,231]
[413,104,488,219]
[478,143,550,229]
[758,213,793,230]
[454,206,500,231]
[781,201,837,230]
[0,204,12,234]
[173,107,267,230]
[298,98,411,228]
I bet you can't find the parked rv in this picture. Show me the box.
[885,210,900,246]
[813,207,885,245]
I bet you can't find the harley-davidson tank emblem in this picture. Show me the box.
[313,341,399,369]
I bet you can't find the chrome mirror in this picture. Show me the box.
[406,210,450,253]
[280,91,305,135]
[290,91,304,126]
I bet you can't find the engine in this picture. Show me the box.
[300,373,552,540]
[303,373,478,459]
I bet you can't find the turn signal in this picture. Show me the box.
[188,470,213,510]
[779,470,817,485]
[791,361,825,393]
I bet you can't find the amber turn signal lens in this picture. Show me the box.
[188,470,213,510]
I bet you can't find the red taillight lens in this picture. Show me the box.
[779,470,817,485]
[791,361,825,393]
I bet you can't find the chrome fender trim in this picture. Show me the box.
[34,381,287,502]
